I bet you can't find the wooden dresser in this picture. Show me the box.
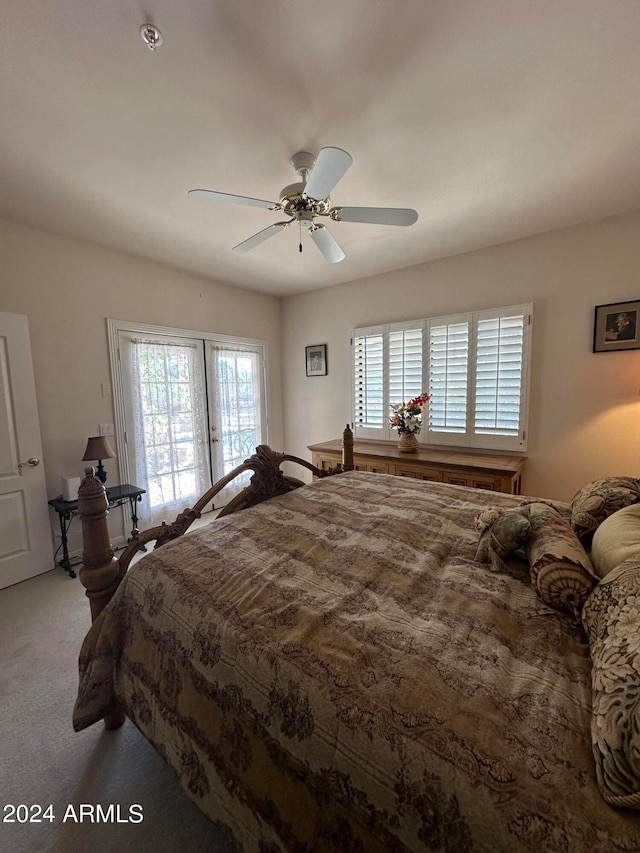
[308,439,526,495]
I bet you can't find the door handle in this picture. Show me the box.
[18,456,40,468]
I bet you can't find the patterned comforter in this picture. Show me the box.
[73,471,640,852]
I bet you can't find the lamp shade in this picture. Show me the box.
[82,435,116,462]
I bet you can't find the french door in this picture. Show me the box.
[206,341,266,507]
[111,322,267,527]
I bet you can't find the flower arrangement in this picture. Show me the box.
[389,392,430,434]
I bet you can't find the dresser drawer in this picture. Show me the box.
[393,463,443,482]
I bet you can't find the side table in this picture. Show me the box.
[48,483,146,578]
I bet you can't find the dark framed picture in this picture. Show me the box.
[593,300,640,352]
[305,344,328,376]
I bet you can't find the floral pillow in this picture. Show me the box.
[582,559,640,809]
[524,502,597,615]
[570,477,640,546]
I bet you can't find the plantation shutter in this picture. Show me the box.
[352,304,531,451]
[389,326,423,407]
[427,319,470,438]
[353,328,385,439]
[473,307,530,448]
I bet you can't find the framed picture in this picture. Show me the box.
[305,343,328,376]
[593,300,640,352]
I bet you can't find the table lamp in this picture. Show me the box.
[82,436,116,484]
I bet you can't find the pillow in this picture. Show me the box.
[570,477,640,546]
[582,559,640,809]
[524,502,596,614]
[591,503,640,579]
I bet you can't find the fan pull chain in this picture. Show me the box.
[299,221,303,253]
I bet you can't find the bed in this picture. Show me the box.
[73,431,640,851]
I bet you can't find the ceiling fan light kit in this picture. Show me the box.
[189,147,418,263]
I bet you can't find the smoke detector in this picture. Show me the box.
[140,23,163,51]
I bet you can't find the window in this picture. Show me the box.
[352,304,532,451]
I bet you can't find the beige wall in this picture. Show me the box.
[282,210,640,501]
[0,218,284,553]
[3,207,640,563]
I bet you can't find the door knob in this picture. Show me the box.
[19,456,40,468]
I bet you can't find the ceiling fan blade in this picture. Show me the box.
[304,147,353,200]
[232,221,292,253]
[331,206,418,226]
[309,225,345,263]
[189,189,278,210]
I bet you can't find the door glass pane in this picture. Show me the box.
[208,343,264,504]
[131,338,210,525]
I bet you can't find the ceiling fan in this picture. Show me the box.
[189,147,418,263]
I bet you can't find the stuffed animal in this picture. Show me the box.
[475,506,532,572]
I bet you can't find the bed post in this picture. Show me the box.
[342,424,354,471]
[76,467,126,730]
[77,468,120,621]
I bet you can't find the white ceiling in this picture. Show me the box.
[2,1,640,297]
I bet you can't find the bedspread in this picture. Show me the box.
[73,471,640,852]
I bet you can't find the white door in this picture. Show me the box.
[0,312,53,589]
[206,341,267,506]
[117,331,212,527]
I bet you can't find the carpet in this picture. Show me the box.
[0,567,240,853]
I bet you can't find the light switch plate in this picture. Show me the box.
[99,423,115,436]
[101,382,112,397]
